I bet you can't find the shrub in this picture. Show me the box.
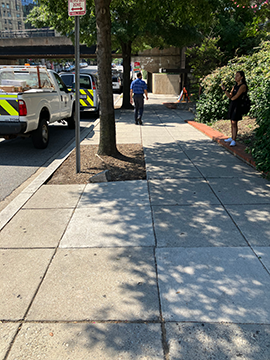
[195,40,270,123]
[250,80,270,175]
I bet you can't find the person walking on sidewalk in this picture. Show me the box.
[221,71,248,147]
[130,72,148,125]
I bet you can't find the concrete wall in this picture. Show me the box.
[0,36,73,48]
[132,47,185,74]
[152,73,180,95]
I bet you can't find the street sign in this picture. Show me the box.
[134,61,141,73]
[68,0,86,16]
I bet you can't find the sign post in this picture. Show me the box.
[68,0,86,173]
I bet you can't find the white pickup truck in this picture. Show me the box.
[0,65,75,148]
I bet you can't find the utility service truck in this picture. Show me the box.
[0,65,75,149]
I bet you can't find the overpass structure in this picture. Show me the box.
[0,29,97,60]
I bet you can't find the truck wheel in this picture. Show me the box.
[32,118,49,149]
[67,107,75,129]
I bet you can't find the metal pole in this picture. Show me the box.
[75,15,80,173]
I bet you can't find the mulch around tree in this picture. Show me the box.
[46,143,146,185]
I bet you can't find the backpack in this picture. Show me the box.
[240,93,251,115]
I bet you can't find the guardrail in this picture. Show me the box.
[0,28,56,39]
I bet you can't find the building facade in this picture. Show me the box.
[0,0,35,33]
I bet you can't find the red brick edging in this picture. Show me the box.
[185,120,256,168]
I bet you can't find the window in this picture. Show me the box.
[6,3,9,8]
[16,13,20,17]
[40,72,54,88]
[16,5,19,10]
[53,73,67,92]
[7,11,11,17]
[60,74,74,88]
[80,75,92,89]
[1,3,5,8]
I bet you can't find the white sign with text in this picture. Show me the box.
[68,0,86,16]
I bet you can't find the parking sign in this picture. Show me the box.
[68,0,86,16]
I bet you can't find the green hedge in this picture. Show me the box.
[251,80,270,174]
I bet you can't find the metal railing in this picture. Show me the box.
[0,28,56,39]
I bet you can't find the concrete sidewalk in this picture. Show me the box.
[1,94,270,359]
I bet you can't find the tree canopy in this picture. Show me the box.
[185,0,270,86]
[28,0,217,107]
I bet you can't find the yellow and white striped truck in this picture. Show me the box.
[0,65,75,149]
[59,72,99,115]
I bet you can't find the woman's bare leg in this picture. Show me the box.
[231,120,238,141]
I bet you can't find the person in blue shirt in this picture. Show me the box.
[130,72,148,125]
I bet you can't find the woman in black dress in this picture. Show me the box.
[221,71,247,146]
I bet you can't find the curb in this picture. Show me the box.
[0,118,100,232]
[185,120,256,168]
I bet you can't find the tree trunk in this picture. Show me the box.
[95,0,118,155]
[121,41,134,109]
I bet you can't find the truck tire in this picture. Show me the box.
[67,106,75,129]
[32,118,49,149]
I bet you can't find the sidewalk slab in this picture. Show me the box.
[7,323,164,360]
[184,147,259,179]
[253,248,270,273]
[149,179,221,206]
[0,249,54,320]
[0,208,73,248]
[0,191,36,232]
[141,130,174,146]
[146,161,203,180]
[116,123,142,144]
[59,206,155,248]
[152,204,247,248]
[208,176,270,205]
[178,139,222,151]
[193,158,258,178]
[23,184,85,209]
[226,205,270,246]
[0,323,19,359]
[144,142,184,157]
[78,180,149,208]
[166,322,270,360]
[144,147,203,179]
[156,247,270,323]
[26,248,159,321]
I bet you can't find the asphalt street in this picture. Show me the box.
[0,114,97,202]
